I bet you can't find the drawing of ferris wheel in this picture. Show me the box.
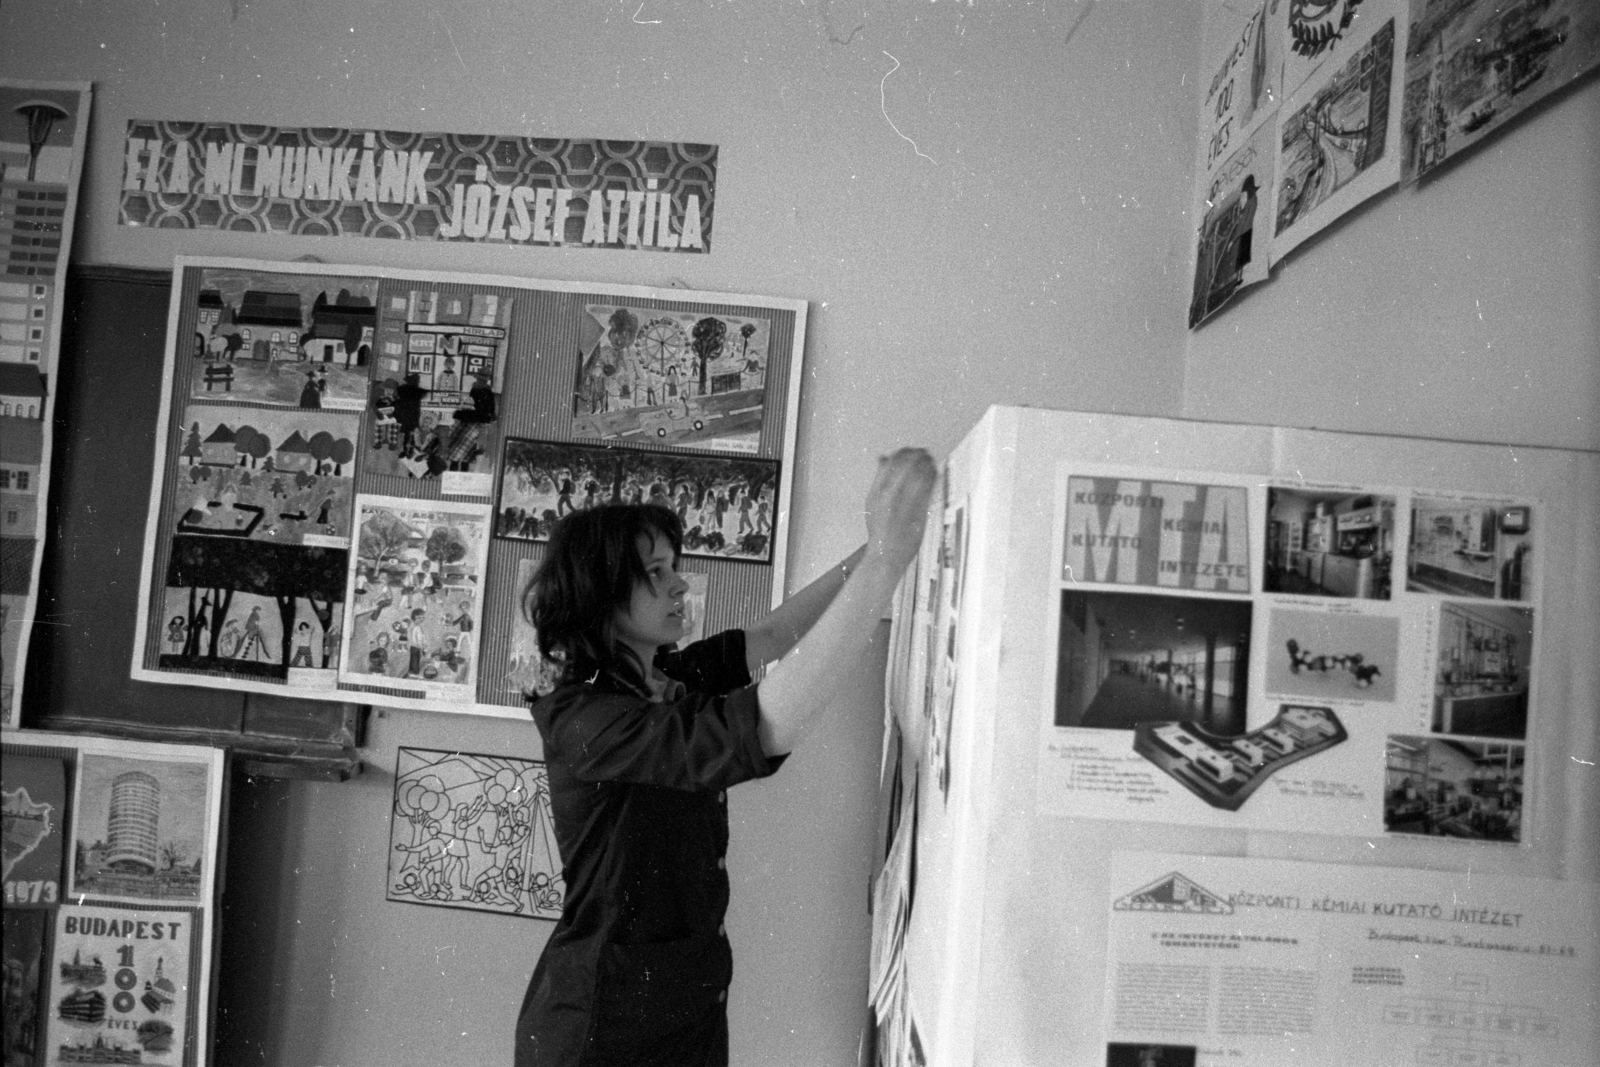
[638,318,687,374]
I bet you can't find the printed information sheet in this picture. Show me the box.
[1038,463,1540,842]
[1103,851,1598,1067]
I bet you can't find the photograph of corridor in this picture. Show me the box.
[1053,590,1252,732]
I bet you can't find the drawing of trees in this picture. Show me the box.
[234,425,271,468]
[181,423,203,465]
[166,536,347,670]
[691,316,726,396]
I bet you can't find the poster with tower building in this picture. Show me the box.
[65,741,224,908]
[0,80,90,728]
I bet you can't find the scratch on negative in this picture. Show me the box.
[1062,0,1098,48]
[1574,756,1596,766]
[880,52,936,164]
[633,2,662,24]
[436,14,467,72]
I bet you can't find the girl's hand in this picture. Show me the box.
[864,448,938,572]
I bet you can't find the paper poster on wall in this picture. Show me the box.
[45,904,201,1067]
[119,122,716,252]
[386,747,563,921]
[1102,851,1598,1066]
[133,258,807,717]
[1036,462,1541,842]
[495,438,780,563]
[0,80,91,728]
[1271,8,1409,259]
[1401,0,1600,184]
[67,748,222,907]
[571,305,773,452]
[1189,121,1278,328]
[338,495,491,707]
[3,752,67,908]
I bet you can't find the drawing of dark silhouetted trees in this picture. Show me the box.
[739,322,755,360]
[181,423,204,465]
[167,535,348,669]
[691,316,725,396]
[233,425,271,468]
[425,525,469,569]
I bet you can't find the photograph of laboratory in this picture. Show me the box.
[1408,498,1534,600]
[1264,488,1394,599]
[1384,736,1523,843]
[1054,590,1251,733]
[1432,601,1533,739]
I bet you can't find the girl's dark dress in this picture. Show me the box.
[517,630,784,1067]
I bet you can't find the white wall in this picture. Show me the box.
[1182,41,1600,452]
[1,1,1202,1064]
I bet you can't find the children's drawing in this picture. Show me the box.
[1273,17,1399,257]
[68,753,215,904]
[387,747,562,920]
[172,405,358,546]
[188,269,377,408]
[570,305,771,453]
[364,289,511,491]
[1190,122,1275,328]
[1402,0,1600,183]
[497,438,779,563]
[158,538,347,680]
[340,496,491,702]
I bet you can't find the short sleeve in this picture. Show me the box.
[654,629,751,696]
[535,681,778,793]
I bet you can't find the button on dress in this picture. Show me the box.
[516,630,785,1067]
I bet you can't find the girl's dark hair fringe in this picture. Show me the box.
[522,503,684,694]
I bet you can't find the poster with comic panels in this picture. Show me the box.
[134,258,806,718]
[44,904,200,1067]
[1036,464,1542,843]
[387,747,562,920]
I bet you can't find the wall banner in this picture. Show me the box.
[118,121,717,253]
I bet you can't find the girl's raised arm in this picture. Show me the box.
[753,448,936,756]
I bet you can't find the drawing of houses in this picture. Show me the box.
[0,362,44,419]
[274,430,315,473]
[304,291,375,367]
[0,414,42,535]
[199,423,237,466]
[234,290,303,362]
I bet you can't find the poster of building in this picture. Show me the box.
[1102,851,1598,1066]
[133,258,807,718]
[0,80,90,728]
[1036,462,1541,842]
[385,747,562,920]
[119,121,716,253]
[1401,0,1600,184]
[43,904,200,1067]
[66,746,222,908]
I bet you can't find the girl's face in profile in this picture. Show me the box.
[612,532,690,658]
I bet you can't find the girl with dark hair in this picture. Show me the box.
[515,448,936,1067]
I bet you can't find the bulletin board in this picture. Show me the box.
[131,257,807,718]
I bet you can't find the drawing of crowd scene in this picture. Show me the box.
[496,439,779,562]
[570,305,771,449]
[344,503,487,691]
[172,406,359,544]
[387,748,563,919]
